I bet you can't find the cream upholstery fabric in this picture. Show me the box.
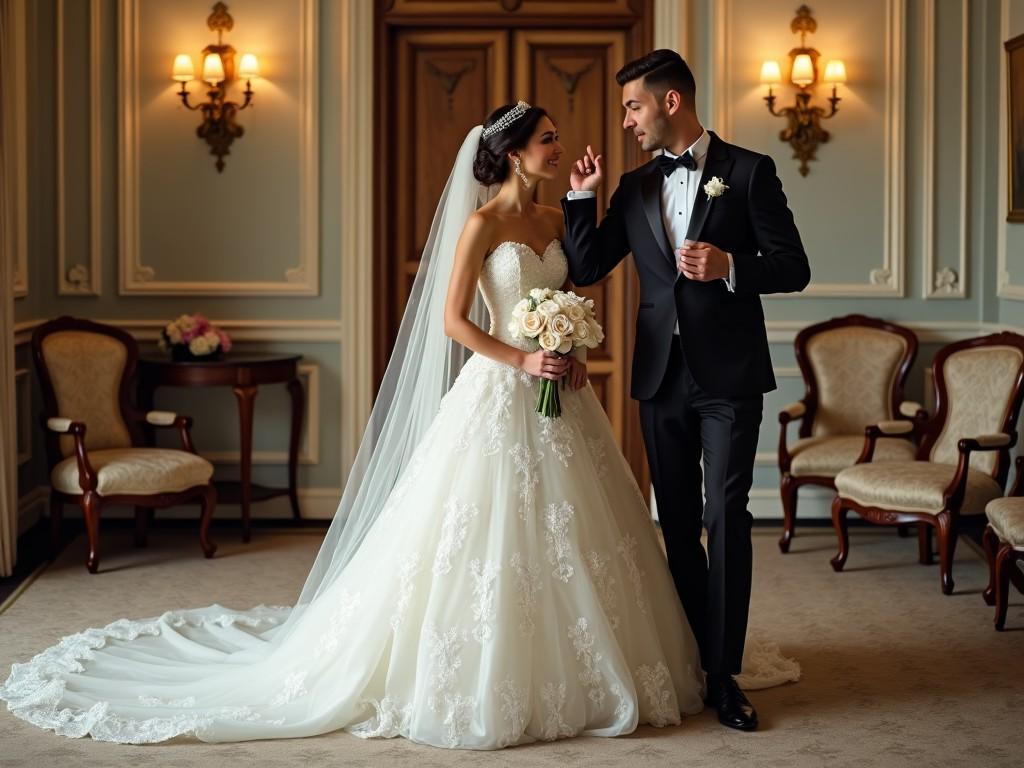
[930,346,1023,475]
[789,435,916,478]
[835,461,1002,516]
[41,331,133,458]
[51,448,213,497]
[985,498,1024,550]
[807,327,907,438]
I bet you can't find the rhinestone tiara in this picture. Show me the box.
[481,101,531,139]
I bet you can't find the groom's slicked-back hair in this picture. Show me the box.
[616,49,696,106]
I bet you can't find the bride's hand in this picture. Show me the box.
[569,145,604,193]
[522,350,570,380]
[564,356,588,391]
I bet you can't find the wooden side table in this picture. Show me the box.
[137,354,304,542]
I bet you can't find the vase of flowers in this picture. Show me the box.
[157,313,232,361]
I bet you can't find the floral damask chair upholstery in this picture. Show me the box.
[983,456,1024,630]
[831,332,1024,595]
[777,315,920,553]
[33,316,217,573]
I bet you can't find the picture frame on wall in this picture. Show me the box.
[1008,32,1024,223]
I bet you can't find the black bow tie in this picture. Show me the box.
[657,151,697,177]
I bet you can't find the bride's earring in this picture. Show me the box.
[513,156,530,189]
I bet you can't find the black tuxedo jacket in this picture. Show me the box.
[561,132,810,401]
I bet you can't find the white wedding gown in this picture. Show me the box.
[1,239,796,749]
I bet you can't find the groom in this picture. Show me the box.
[561,49,809,731]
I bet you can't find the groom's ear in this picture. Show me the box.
[663,89,684,116]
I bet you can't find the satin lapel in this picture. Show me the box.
[684,132,735,244]
[641,166,676,269]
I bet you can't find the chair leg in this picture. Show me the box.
[936,513,957,595]
[198,485,217,559]
[778,474,798,553]
[993,545,1014,631]
[830,497,850,572]
[134,506,153,548]
[81,491,102,574]
[918,523,933,565]
[49,494,63,556]
[982,525,1000,606]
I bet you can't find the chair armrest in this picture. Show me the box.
[944,433,1016,511]
[778,401,807,424]
[856,420,916,464]
[777,401,807,473]
[130,409,197,453]
[898,400,927,420]
[44,417,97,492]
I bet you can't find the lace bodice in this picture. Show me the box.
[479,240,569,351]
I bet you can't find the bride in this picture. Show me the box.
[0,103,797,749]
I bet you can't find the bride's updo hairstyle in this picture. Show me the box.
[473,102,550,186]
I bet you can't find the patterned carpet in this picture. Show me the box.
[0,526,1021,768]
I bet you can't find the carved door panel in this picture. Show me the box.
[387,30,509,344]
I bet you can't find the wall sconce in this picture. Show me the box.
[760,5,846,176]
[171,2,259,172]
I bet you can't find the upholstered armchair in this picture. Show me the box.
[33,316,217,573]
[777,315,920,553]
[983,456,1024,630]
[831,332,1024,595]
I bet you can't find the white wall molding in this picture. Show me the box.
[720,0,907,298]
[6,0,28,298]
[14,318,345,346]
[56,0,103,296]
[923,0,969,300]
[653,0,690,60]
[997,0,1023,299]
[203,362,320,466]
[339,0,375,479]
[117,0,320,296]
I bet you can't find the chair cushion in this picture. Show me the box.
[985,497,1024,550]
[789,435,916,478]
[52,448,214,496]
[834,460,1002,516]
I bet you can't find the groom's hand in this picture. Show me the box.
[569,145,604,193]
[677,240,730,282]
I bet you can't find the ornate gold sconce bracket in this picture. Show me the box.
[761,5,846,176]
[172,3,259,172]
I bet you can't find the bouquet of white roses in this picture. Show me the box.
[508,287,605,418]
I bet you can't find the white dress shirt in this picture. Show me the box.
[566,129,734,335]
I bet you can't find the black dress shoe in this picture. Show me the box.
[707,675,758,731]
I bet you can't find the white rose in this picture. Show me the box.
[537,299,560,318]
[519,311,545,338]
[566,304,586,322]
[553,292,573,310]
[513,298,530,315]
[177,315,196,333]
[703,176,729,200]
[166,324,183,344]
[538,330,562,352]
[573,320,590,341]
[557,336,573,354]
[550,314,573,337]
[189,336,212,356]
[591,320,605,343]
[529,288,550,303]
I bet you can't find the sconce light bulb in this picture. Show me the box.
[238,53,260,81]
[172,54,195,82]
[760,60,781,86]
[202,53,225,86]
[824,59,847,85]
[790,54,815,87]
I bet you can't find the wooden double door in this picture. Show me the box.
[376,1,652,487]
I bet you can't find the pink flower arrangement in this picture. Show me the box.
[157,313,232,359]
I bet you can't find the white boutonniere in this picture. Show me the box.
[703,176,729,201]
